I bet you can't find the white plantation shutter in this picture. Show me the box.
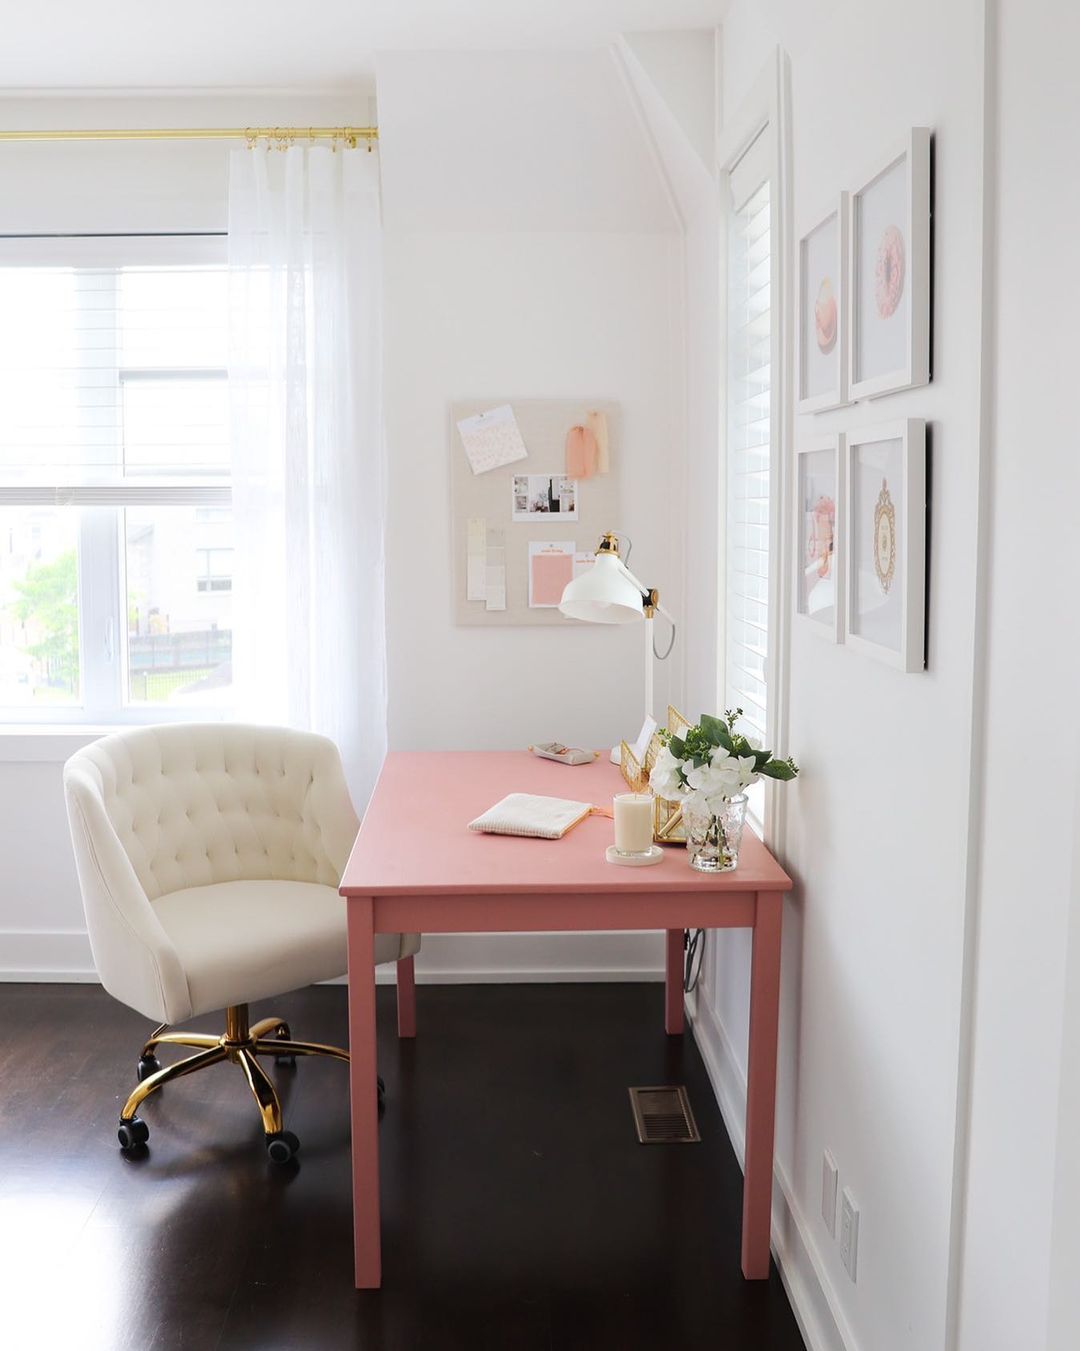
[725,177,771,747]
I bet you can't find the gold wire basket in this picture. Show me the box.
[619,706,692,844]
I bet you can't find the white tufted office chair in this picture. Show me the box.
[63,723,419,1163]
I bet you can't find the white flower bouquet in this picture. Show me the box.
[649,709,798,870]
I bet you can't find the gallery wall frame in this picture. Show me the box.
[843,418,926,671]
[794,433,844,642]
[848,128,931,401]
[797,195,848,413]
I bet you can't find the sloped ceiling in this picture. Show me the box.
[375,50,678,232]
[616,31,719,226]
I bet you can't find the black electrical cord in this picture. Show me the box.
[683,928,705,994]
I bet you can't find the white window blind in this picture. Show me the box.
[0,236,233,722]
[724,177,771,749]
[0,237,228,492]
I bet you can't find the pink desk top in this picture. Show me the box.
[340,750,792,898]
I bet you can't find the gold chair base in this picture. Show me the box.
[118,1003,349,1157]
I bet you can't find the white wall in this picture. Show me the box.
[376,50,683,984]
[1,67,684,986]
[1047,789,1080,1351]
[955,4,1080,1349]
[657,5,1080,1351]
[383,228,682,754]
[678,4,990,1350]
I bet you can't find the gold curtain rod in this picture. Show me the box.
[0,126,377,147]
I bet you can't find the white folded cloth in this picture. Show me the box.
[467,793,593,840]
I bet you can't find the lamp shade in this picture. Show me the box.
[559,552,644,624]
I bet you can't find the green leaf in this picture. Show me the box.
[668,736,686,759]
[760,758,799,781]
[699,713,733,751]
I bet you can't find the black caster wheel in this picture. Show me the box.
[136,1054,161,1082]
[266,1130,300,1164]
[273,1025,296,1067]
[118,1116,150,1151]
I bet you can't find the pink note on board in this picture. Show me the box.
[530,549,574,607]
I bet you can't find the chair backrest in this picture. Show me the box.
[63,724,360,900]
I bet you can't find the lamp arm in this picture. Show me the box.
[618,560,676,657]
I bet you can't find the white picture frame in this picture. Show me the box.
[844,419,926,671]
[848,129,930,401]
[797,196,848,412]
[794,434,843,641]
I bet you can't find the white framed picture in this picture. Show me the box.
[795,434,843,641]
[797,196,848,412]
[844,419,926,671]
[848,129,930,401]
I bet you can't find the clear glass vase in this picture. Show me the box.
[684,793,748,872]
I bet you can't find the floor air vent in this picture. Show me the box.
[628,1086,701,1144]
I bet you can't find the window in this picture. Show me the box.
[196,547,234,593]
[0,237,232,722]
[723,126,775,822]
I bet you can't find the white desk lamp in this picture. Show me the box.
[558,531,676,763]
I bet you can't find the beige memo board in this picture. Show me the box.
[451,399,622,626]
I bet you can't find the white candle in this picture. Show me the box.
[613,793,654,855]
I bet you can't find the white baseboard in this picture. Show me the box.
[689,991,858,1351]
[0,929,98,981]
[0,929,665,986]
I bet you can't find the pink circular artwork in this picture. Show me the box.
[814,278,837,354]
[875,225,906,318]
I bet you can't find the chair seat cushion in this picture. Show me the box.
[152,879,402,1017]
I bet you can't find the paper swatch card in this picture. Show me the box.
[485,528,507,611]
[457,404,529,475]
[528,541,575,608]
[466,517,487,601]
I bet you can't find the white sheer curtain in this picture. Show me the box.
[228,145,385,803]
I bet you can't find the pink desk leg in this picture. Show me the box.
[347,897,382,1289]
[396,955,416,1039]
[665,929,684,1035]
[741,891,783,1279]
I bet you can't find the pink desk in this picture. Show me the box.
[340,750,792,1289]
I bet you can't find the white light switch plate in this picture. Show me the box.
[840,1187,859,1282]
[822,1151,838,1237]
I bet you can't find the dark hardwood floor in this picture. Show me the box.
[0,982,806,1350]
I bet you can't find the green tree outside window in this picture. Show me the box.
[11,549,79,694]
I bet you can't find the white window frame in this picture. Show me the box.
[717,49,794,846]
[0,234,232,730]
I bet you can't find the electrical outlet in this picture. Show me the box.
[840,1187,859,1282]
[821,1151,838,1236]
